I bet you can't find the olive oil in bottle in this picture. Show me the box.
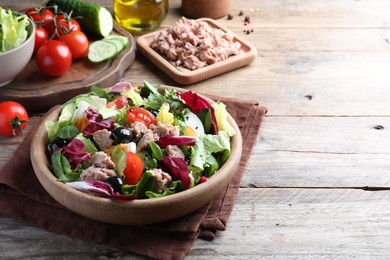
[114,0,169,33]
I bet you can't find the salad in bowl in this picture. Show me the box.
[44,81,238,200]
[31,81,242,225]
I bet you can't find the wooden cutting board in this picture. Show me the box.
[0,23,136,112]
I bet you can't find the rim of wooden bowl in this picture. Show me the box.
[30,86,242,225]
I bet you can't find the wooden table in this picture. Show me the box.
[1,0,390,258]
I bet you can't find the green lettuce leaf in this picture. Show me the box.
[51,151,80,182]
[212,101,236,137]
[190,131,231,171]
[111,145,127,178]
[123,86,144,107]
[145,180,184,198]
[0,7,29,52]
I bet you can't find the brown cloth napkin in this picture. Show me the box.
[0,95,266,260]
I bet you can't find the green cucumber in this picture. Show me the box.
[103,38,125,54]
[88,35,130,63]
[105,35,129,47]
[46,0,113,37]
[88,40,118,63]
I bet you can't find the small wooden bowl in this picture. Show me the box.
[181,0,231,19]
[30,85,242,225]
[136,18,257,85]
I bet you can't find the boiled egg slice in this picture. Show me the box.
[184,112,205,136]
[71,100,90,122]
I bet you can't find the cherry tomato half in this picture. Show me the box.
[126,107,157,127]
[0,101,28,137]
[36,40,72,77]
[107,96,129,109]
[34,27,49,53]
[59,30,89,59]
[123,151,144,185]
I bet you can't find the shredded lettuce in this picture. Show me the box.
[0,7,29,52]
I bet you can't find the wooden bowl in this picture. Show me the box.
[30,86,242,225]
[136,18,257,85]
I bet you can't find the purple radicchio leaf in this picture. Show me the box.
[67,180,137,200]
[82,108,116,136]
[160,156,191,189]
[156,136,196,149]
[61,139,90,170]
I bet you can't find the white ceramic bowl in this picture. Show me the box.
[31,86,243,225]
[0,15,35,87]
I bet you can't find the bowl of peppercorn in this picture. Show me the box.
[31,83,242,225]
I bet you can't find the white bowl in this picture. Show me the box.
[0,15,35,87]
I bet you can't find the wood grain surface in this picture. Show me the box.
[1,0,390,258]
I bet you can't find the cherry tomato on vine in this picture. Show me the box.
[25,7,54,30]
[33,27,49,53]
[59,31,89,59]
[0,101,28,137]
[46,14,81,38]
[126,107,157,127]
[36,40,72,77]
[123,151,144,185]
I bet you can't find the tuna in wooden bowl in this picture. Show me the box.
[30,82,242,225]
[136,17,257,85]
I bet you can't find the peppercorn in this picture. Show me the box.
[244,16,250,22]
[239,11,244,16]
[227,14,234,20]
